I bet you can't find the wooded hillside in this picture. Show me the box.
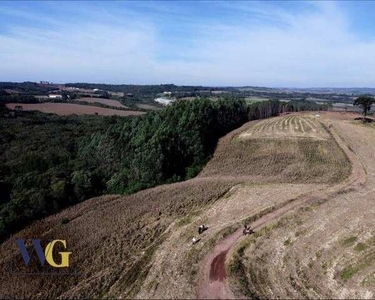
[0,99,327,241]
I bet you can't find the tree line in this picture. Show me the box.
[0,82,58,94]
[0,99,327,241]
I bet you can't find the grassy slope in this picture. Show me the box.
[200,115,351,184]
[136,113,352,299]
[228,114,375,299]
[0,180,234,299]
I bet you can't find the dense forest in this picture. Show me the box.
[0,90,39,103]
[0,82,58,94]
[0,99,327,241]
[65,83,233,94]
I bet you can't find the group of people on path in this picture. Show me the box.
[191,223,254,245]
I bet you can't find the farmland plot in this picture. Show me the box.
[239,115,329,140]
[6,103,144,116]
[201,115,350,184]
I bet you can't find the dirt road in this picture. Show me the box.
[197,117,366,299]
[135,113,353,299]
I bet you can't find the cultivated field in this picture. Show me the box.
[200,115,350,184]
[6,103,145,116]
[239,115,329,140]
[77,97,129,108]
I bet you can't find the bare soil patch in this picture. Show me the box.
[6,103,144,116]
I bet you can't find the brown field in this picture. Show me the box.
[6,103,145,116]
[77,97,129,108]
[200,115,350,184]
[0,179,236,299]
[227,113,375,299]
[136,113,354,299]
[239,115,329,140]
[2,112,374,299]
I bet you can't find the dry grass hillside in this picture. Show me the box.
[0,180,235,299]
[228,113,375,299]
[200,115,351,184]
[136,113,353,299]
[0,113,353,299]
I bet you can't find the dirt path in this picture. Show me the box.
[197,121,366,299]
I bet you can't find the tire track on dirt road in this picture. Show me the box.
[198,122,366,299]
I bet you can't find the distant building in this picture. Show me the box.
[155,97,175,106]
[48,94,62,99]
[163,91,172,96]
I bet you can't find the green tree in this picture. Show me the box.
[354,95,375,121]
[71,170,92,200]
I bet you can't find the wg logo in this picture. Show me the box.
[17,239,71,268]
[9,238,77,275]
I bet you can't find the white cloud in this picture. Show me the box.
[156,2,375,87]
[1,2,375,86]
[0,22,158,83]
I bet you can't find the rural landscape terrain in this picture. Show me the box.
[4,1,375,298]
[1,80,375,298]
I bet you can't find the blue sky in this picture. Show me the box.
[2,1,375,87]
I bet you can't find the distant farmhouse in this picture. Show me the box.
[48,94,62,99]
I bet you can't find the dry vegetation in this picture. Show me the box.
[136,183,326,299]
[228,113,375,299]
[200,115,351,184]
[239,115,329,140]
[0,179,235,299]
[5,103,145,116]
[137,114,352,298]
